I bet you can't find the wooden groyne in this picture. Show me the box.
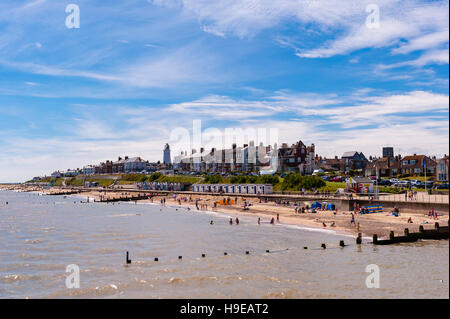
[372,222,449,245]
[46,190,82,196]
[94,194,151,203]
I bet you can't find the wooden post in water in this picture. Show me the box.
[373,234,378,244]
[404,228,410,236]
[389,231,395,240]
[435,222,440,230]
[126,251,131,264]
[356,233,362,244]
[339,240,345,247]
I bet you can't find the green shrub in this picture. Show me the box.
[281,173,325,191]
[204,174,223,184]
[147,172,163,182]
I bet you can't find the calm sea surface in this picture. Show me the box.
[0,190,448,299]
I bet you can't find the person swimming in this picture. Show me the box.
[210,220,214,225]
[235,217,239,225]
[257,217,261,225]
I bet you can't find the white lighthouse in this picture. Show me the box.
[163,143,171,166]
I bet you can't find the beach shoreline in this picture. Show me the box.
[76,189,448,239]
[1,185,448,239]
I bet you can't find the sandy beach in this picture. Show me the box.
[1,184,448,239]
[76,189,448,239]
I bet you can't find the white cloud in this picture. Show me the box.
[155,0,448,63]
[392,29,449,54]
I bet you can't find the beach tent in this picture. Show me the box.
[327,203,336,210]
[311,201,322,209]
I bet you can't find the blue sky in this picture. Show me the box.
[0,0,448,182]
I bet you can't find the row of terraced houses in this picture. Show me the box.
[47,143,448,183]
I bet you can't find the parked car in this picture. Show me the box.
[425,181,434,188]
[437,183,449,189]
[378,180,391,186]
[414,182,425,188]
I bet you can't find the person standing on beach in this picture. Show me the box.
[351,213,355,227]
[235,217,239,225]
[277,214,280,222]
[229,218,233,225]
[258,217,261,225]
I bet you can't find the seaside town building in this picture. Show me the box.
[95,160,113,174]
[82,165,96,175]
[174,142,272,174]
[382,147,394,159]
[365,156,401,177]
[123,157,147,172]
[277,141,315,175]
[436,156,449,182]
[64,169,79,177]
[401,155,437,175]
[317,156,345,172]
[341,151,368,171]
[51,171,62,178]
[163,144,171,166]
